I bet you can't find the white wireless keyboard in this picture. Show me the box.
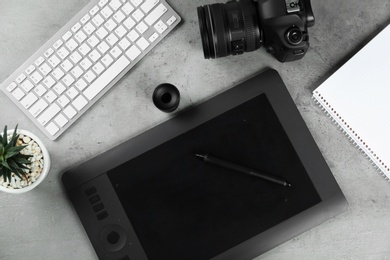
[0,0,181,140]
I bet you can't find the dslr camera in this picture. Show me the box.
[197,0,315,62]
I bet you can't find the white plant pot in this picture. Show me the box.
[0,129,50,194]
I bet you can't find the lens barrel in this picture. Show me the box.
[197,0,262,59]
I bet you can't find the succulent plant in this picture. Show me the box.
[0,125,32,183]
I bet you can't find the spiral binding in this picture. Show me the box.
[312,91,390,182]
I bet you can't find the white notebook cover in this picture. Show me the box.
[313,24,390,181]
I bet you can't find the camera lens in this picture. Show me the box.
[197,0,262,59]
[285,27,303,45]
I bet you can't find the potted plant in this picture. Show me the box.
[0,125,50,193]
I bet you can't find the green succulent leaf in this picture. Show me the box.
[0,125,34,183]
[11,125,19,147]
[2,168,12,183]
[1,125,7,147]
[5,145,27,159]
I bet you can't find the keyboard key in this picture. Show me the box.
[21,92,38,109]
[87,35,100,48]
[101,6,114,19]
[127,30,139,42]
[96,27,109,40]
[141,0,159,14]
[45,122,60,136]
[31,71,43,84]
[136,37,150,50]
[80,14,91,24]
[109,0,122,11]
[48,55,61,67]
[34,84,47,97]
[80,58,93,70]
[12,88,25,101]
[123,17,136,30]
[66,87,79,99]
[54,113,68,127]
[25,65,36,75]
[118,38,131,50]
[89,6,100,16]
[92,62,105,75]
[62,74,75,87]
[57,95,70,107]
[122,3,134,15]
[110,46,122,58]
[44,48,54,58]
[43,76,56,88]
[114,25,127,38]
[75,79,88,91]
[70,51,82,64]
[53,82,66,95]
[78,43,92,56]
[16,73,27,83]
[106,33,119,46]
[166,15,177,26]
[149,32,158,42]
[71,66,84,78]
[34,56,45,67]
[6,82,17,92]
[83,55,130,100]
[38,104,61,125]
[64,105,77,119]
[39,63,52,76]
[113,10,126,23]
[145,3,167,26]
[75,31,87,43]
[21,79,35,92]
[44,90,57,103]
[52,68,65,80]
[132,9,144,22]
[131,0,143,7]
[92,14,105,27]
[98,0,109,7]
[29,99,48,117]
[105,19,117,32]
[71,22,82,32]
[101,54,114,67]
[60,59,74,72]
[126,45,141,60]
[154,20,167,34]
[136,21,148,34]
[84,22,96,35]
[97,41,110,54]
[72,95,88,111]
[84,70,96,83]
[53,39,63,49]
[57,47,70,59]
[66,39,79,51]
[62,31,72,41]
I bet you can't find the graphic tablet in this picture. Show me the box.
[62,69,347,260]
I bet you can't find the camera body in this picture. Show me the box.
[256,0,315,62]
[197,0,315,62]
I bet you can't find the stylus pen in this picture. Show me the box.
[195,154,291,187]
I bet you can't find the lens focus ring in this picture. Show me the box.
[241,2,258,52]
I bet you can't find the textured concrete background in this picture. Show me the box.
[0,0,389,259]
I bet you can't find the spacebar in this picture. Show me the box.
[83,55,131,101]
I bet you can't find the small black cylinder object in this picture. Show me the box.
[153,83,180,112]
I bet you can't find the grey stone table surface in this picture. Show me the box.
[0,0,389,259]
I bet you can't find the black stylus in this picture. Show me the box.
[195,154,291,187]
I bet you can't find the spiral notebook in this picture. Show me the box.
[313,24,390,181]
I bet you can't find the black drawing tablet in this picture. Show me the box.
[62,69,347,260]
